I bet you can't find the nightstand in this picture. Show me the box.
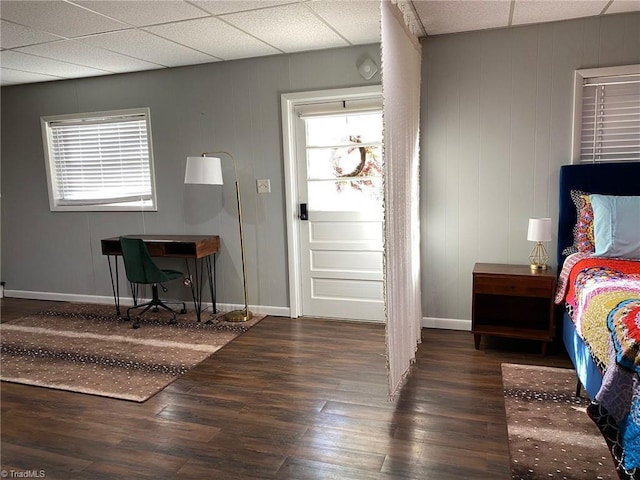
[472,263,556,355]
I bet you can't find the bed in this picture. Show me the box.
[555,161,640,480]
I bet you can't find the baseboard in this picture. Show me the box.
[4,290,291,318]
[216,302,290,317]
[422,316,471,331]
[4,290,465,327]
[5,290,118,305]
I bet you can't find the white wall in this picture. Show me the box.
[421,12,640,326]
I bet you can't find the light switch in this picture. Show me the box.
[257,179,271,193]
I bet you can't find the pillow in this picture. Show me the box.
[590,194,640,259]
[562,190,596,256]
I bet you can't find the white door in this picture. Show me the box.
[295,102,384,322]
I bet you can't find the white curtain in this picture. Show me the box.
[381,0,423,397]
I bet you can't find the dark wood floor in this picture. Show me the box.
[1,298,573,479]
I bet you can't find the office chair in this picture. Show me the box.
[119,236,187,329]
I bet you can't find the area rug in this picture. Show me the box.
[502,363,617,480]
[0,303,264,402]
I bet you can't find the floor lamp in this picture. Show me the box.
[184,151,252,322]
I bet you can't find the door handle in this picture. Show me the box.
[299,203,308,221]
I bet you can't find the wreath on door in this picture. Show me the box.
[330,135,382,197]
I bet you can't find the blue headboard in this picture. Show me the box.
[558,162,640,267]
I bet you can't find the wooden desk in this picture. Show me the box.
[101,235,220,322]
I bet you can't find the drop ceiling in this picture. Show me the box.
[1,0,638,87]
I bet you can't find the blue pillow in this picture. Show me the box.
[590,194,640,259]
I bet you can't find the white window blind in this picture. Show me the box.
[41,108,157,211]
[574,66,640,164]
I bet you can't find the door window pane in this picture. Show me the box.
[307,145,382,180]
[306,112,382,147]
[307,178,383,212]
[305,111,382,211]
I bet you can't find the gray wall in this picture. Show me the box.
[3,12,640,323]
[1,44,381,311]
[421,12,640,324]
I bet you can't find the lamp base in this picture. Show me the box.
[528,242,549,272]
[223,309,253,322]
[530,263,548,271]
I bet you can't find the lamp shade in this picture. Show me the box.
[184,156,223,185]
[527,218,552,242]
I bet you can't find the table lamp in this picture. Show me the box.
[527,217,552,270]
[185,151,252,322]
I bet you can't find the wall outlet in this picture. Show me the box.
[257,179,271,193]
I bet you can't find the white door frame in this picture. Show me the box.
[281,85,383,318]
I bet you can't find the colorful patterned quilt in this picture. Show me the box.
[557,255,640,477]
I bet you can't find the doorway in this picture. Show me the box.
[281,86,384,322]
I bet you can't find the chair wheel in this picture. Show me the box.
[169,317,177,325]
[180,308,187,314]
[132,318,141,329]
[152,307,159,312]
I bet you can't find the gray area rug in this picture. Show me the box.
[502,363,617,480]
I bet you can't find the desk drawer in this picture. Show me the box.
[474,274,553,297]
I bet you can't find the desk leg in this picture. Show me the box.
[129,282,141,306]
[106,256,121,316]
[206,254,216,314]
[185,259,203,322]
[184,255,217,322]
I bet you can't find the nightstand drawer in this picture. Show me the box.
[474,274,554,297]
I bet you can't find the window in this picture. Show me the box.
[41,108,157,211]
[572,64,640,164]
[303,111,383,212]
[295,98,383,212]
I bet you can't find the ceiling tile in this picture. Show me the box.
[0,50,111,78]
[512,0,609,26]
[190,0,298,16]
[223,2,348,52]
[2,0,638,88]
[71,0,210,27]
[0,20,65,49]
[16,40,164,74]
[0,0,130,38]
[306,0,381,45]
[606,0,640,15]
[81,29,219,67]
[145,16,281,60]
[1,67,64,86]
[414,0,511,35]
